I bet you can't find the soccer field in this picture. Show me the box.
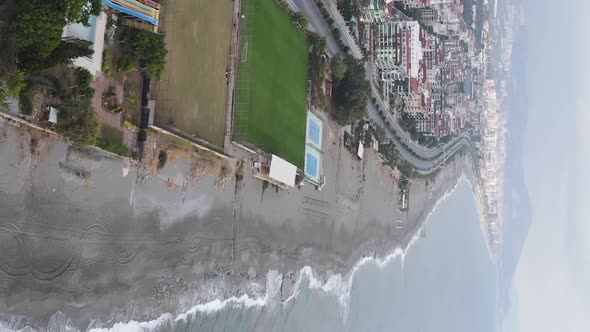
[234,0,308,168]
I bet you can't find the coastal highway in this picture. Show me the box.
[290,0,473,174]
[288,0,340,56]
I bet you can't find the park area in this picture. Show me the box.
[233,0,308,168]
[152,0,234,147]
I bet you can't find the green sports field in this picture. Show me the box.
[234,0,308,168]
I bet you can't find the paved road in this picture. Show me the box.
[319,0,363,58]
[293,0,473,174]
[290,0,340,56]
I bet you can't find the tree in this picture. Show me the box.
[0,69,25,105]
[64,0,102,26]
[20,37,93,72]
[331,55,370,125]
[0,0,17,63]
[74,67,94,98]
[330,56,348,80]
[117,56,133,73]
[56,97,101,146]
[158,150,168,168]
[291,12,308,29]
[369,121,386,143]
[127,29,168,79]
[307,32,327,103]
[49,37,94,64]
[337,0,354,21]
[15,1,67,58]
[399,112,421,141]
[15,0,100,70]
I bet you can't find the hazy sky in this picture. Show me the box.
[515,0,590,331]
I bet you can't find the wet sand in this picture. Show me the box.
[0,115,474,329]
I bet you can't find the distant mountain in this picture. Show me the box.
[499,25,531,314]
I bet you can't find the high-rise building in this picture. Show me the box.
[374,21,423,78]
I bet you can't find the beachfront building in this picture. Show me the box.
[62,13,107,77]
[252,154,299,188]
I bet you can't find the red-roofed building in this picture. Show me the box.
[410,77,420,94]
[385,1,394,16]
[434,112,441,136]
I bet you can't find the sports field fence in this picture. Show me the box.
[232,0,256,142]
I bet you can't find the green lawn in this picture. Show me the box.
[234,0,308,168]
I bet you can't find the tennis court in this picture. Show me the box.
[304,112,323,182]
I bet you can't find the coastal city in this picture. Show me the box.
[352,0,524,256]
[0,0,524,329]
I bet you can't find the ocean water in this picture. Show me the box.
[1,179,497,332]
[167,179,497,332]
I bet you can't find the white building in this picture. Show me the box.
[62,12,107,77]
[400,21,423,78]
[373,21,423,78]
[374,22,400,68]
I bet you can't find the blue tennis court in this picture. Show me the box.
[308,118,321,146]
[304,112,323,182]
[306,112,323,148]
[305,151,319,179]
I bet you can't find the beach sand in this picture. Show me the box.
[0,116,474,329]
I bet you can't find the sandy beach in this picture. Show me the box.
[0,114,475,329]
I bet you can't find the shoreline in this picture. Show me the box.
[0,115,477,330]
[39,175,477,332]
